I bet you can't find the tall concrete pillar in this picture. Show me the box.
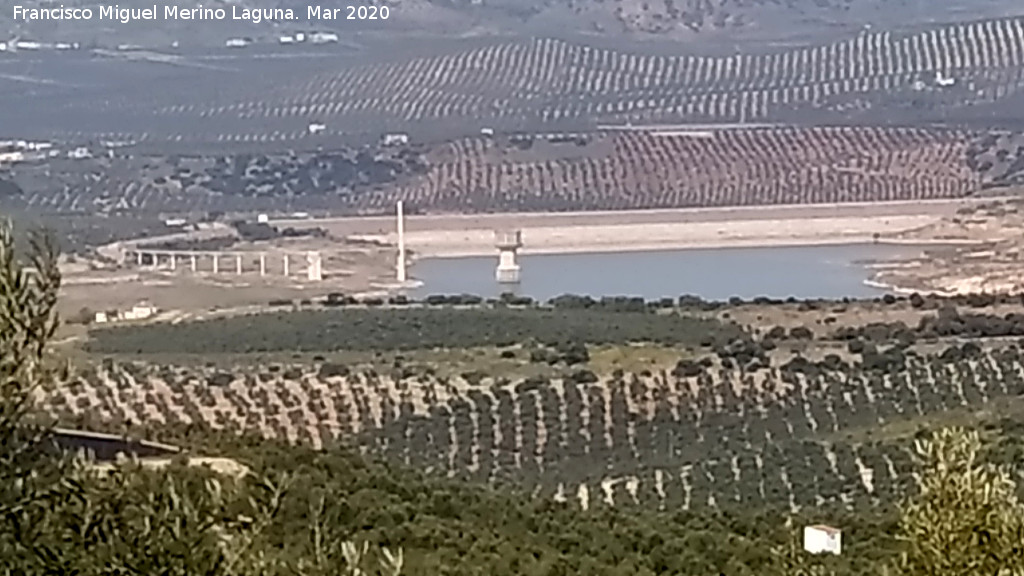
[283,255,289,277]
[235,254,242,274]
[396,200,407,282]
[169,253,176,271]
[306,251,323,281]
[212,254,219,274]
[259,253,266,276]
[190,254,197,272]
[136,251,143,266]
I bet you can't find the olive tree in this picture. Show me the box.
[291,492,404,576]
[892,427,1024,576]
[0,221,75,573]
[29,460,289,575]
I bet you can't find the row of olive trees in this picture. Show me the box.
[0,221,402,576]
[3,219,1024,575]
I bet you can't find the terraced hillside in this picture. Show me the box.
[0,126,992,215]
[166,18,1024,127]
[10,16,1024,149]
[374,127,980,212]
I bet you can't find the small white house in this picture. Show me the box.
[382,133,409,146]
[804,525,842,555]
[310,32,339,44]
[164,218,187,227]
[0,151,24,165]
[123,303,156,321]
[225,38,250,48]
[67,147,91,159]
[257,213,269,223]
[279,35,296,44]
[308,123,326,134]
[93,311,109,324]
[480,127,494,136]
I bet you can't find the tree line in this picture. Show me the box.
[5,221,1024,575]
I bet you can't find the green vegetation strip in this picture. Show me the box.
[85,307,740,354]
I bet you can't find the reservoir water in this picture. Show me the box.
[410,243,917,301]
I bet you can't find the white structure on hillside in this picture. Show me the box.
[124,302,156,320]
[306,251,323,281]
[396,201,407,282]
[804,525,842,555]
[494,230,522,284]
[310,32,339,43]
[382,133,409,146]
[95,302,157,324]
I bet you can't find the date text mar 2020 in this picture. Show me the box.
[308,6,390,19]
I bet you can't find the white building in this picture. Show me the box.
[22,141,53,151]
[122,303,156,321]
[225,38,251,48]
[67,147,91,159]
[279,35,296,44]
[308,123,326,134]
[93,311,109,324]
[257,214,269,223]
[164,218,187,227]
[382,133,409,146]
[804,525,842,555]
[0,151,24,165]
[310,32,339,44]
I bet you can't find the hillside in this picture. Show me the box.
[55,293,1024,512]
[7,126,1017,217]
[4,0,1022,50]
[6,16,1024,151]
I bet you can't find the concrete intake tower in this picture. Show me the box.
[494,230,522,283]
